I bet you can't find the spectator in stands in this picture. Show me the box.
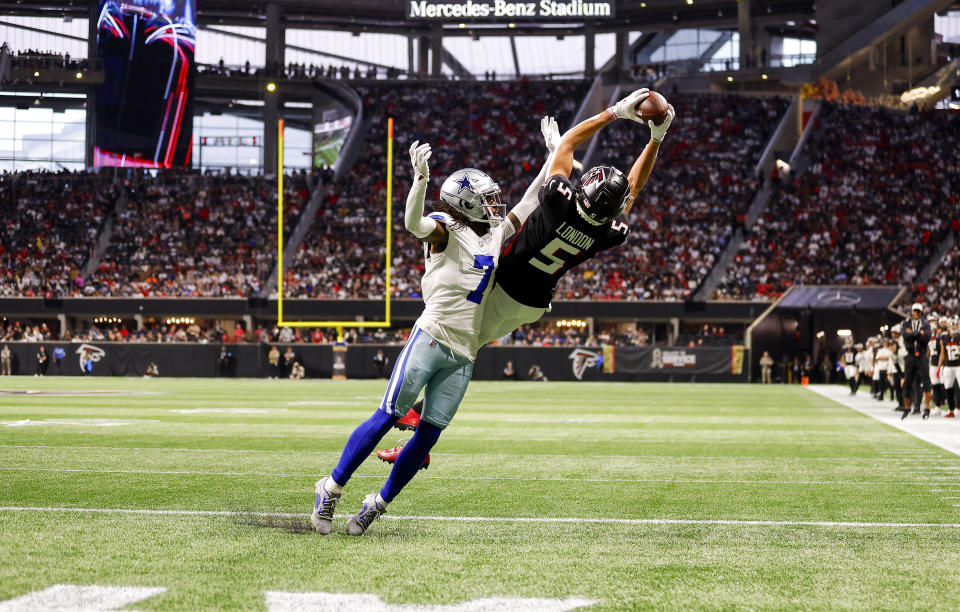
[502,360,519,380]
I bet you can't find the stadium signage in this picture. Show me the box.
[408,0,614,20]
[650,349,697,369]
[200,136,260,147]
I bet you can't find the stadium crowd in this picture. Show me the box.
[715,103,960,300]
[84,173,309,297]
[912,240,960,315]
[0,171,119,298]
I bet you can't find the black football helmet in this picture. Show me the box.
[576,166,629,226]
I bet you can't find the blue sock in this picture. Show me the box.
[380,420,442,503]
[330,409,398,485]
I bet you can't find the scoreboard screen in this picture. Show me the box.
[94,0,196,168]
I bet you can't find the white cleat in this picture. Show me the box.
[347,493,387,536]
[310,477,341,535]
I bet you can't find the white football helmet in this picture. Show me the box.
[439,168,504,225]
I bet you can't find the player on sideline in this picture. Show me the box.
[310,121,556,536]
[379,89,674,461]
[938,318,960,418]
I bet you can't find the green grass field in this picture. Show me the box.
[1,377,959,610]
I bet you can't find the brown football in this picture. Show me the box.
[636,90,669,125]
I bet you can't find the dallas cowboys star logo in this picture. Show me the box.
[455,175,472,193]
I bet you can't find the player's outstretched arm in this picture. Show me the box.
[624,104,675,215]
[503,116,561,234]
[405,140,448,245]
[548,88,650,179]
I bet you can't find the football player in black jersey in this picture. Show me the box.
[938,318,960,418]
[478,87,675,345]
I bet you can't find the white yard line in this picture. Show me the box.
[0,466,957,487]
[0,506,956,528]
[0,445,947,463]
[806,385,960,456]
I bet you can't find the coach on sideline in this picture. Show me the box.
[900,303,931,418]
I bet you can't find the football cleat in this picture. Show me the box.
[945,411,956,418]
[377,442,430,469]
[347,493,387,536]
[922,408,931,420]
[310,477,341,535]
[393,399,423,431]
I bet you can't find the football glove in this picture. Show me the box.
[541,115,561,153]
[649,104,676,143]
[409,140,431,181]
[607,88,649,123]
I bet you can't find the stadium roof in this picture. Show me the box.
[5,0,816,34]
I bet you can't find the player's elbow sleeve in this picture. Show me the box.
[406,216,436,239]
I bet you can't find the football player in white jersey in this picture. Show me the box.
[309,127,551,536]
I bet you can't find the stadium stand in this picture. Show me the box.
[714,103,960,300]
[913,240,960,314]
[0,171,119,298]
[85,173,309,297]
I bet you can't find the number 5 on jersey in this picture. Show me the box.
[529,237,581,275]
[466,255,495,304]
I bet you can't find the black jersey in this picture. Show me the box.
[496,174,630,308]
[943,333,960,367]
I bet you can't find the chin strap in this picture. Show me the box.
[574,200,605,226]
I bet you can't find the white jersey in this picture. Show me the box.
[860,349,874,372]
[875,347,891,371]
[415,212,514,361]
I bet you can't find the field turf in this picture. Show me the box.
[1,377,959,610]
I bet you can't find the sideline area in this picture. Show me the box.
[807,384,960,456]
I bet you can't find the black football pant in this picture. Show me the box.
[892,372,904,407]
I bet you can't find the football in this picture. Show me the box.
[636,90,670,125]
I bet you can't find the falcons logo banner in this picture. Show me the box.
[568,348,601,380]
[76,344,107,371]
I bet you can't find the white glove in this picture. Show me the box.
[649,104,676,143]
[409,140,431,180]
[607,88,649,123]
[541,116,561,153]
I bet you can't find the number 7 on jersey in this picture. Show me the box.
[466,255,495,304]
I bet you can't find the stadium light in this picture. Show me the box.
[75,72,83,79]
[816,331,825,339]
[33,71,39,77]
[458,22,466,28]
[686,0,693,4]
[837,329,852,337]
[761,74,768,80]
[508,22,516,28]
[266,82,277,92]
[726,76,734,82]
